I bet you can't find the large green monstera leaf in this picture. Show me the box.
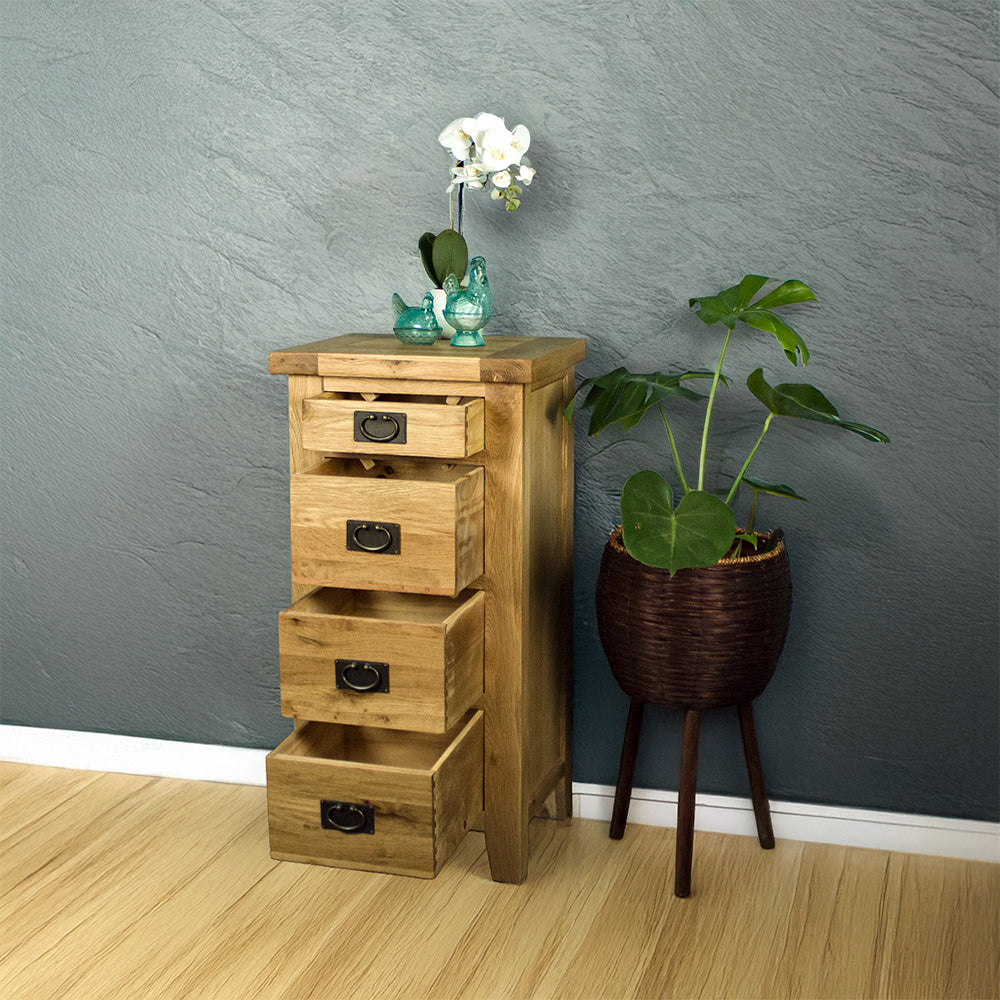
[620,470,736,574]
[563,367,718,435]
[689,274,816,366]
[747,369,890,442]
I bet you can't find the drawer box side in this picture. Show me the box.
[432,711,484,873]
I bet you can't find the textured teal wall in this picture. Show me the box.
[2,1,996,821]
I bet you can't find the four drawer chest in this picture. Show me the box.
[266,334,586,883]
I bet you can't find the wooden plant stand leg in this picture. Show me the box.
[610,698,645,840]
[674,708,701,898]
[737,701,775,850]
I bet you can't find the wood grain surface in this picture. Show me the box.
[2,762,997,1000]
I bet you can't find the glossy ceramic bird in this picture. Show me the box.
[443,256,492,347]
[391,291,441,345]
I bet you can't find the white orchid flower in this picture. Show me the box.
[479,125,523,171]
[448,161,487,191]
[438,112,535,213]
[439,118,473,160]
[466,112,506,149]
[510,124,531,159]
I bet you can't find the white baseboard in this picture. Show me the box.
[573,782,1000,864]
[0,724,269,787]
[2,725,997,864]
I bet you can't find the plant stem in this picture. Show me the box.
[697,325,733,491]
[747,488,759,534]
[725,414,774,505]
[660,405,689,493]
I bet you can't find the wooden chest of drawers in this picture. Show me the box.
[266,334,585,882]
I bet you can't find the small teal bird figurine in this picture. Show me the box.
[443,256,492,347]
[391,291,441,345]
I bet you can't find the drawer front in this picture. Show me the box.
[301,394,485,458]
[278,588,484,733]
[290,460,484,597]
[266,712,483,878]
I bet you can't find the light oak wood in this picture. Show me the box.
[269,333,587,384]
[524,373,575,821]
[3,763,997,1000]
[322,375,488,398]
[265,712,483,878]
[289,458,484,597]
[286,374,325,603]
[301,393,485,458]
[278,587,483,733]
[272,336,584,884]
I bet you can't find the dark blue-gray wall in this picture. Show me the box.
[2,1,996,822]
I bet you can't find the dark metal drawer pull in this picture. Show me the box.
[354,410,406,444]
[336,659,390,693]
[321,800,375,835]
[346,521,400,554]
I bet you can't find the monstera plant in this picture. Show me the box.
[570,275,890,898]
[567,274,889,574]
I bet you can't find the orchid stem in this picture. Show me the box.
[660,405,689,493]
[725,414,774,505]
[697,326,733,491]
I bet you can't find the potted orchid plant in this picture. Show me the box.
[420,112,536,296]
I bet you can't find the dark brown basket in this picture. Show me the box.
[596,525,793,709]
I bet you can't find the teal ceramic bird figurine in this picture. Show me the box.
[391,291,441,345]
[443,256,492,347]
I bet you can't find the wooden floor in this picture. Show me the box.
[1,762,997,1000]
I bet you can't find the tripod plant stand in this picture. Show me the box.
[596,526,792,898]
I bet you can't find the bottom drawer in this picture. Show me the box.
[266,711,483,878]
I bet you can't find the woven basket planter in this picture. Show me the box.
[596,525,793,710]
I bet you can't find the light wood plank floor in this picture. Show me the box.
[1,762,997,1000]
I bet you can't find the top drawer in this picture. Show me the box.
[301,393,485,458]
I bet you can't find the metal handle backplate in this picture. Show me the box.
[353,410,407,444]
[335,659,390,693]
[346,521,401,555]
[320,800,375,835]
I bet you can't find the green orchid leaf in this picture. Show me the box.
[418,232,437,285]
[620,471,736,574]
[689,275,816,364]
[564,368,719,435]
[430,228,468,286]
[747,369,890,443]
[734,531,760,549]
[740,475,808,502]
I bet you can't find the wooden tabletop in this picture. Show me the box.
[268,334,586,384]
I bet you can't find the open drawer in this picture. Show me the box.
[290,458,484,597]
[278,588,484,733]
[301,392,485,458]
[266,711,484,878]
